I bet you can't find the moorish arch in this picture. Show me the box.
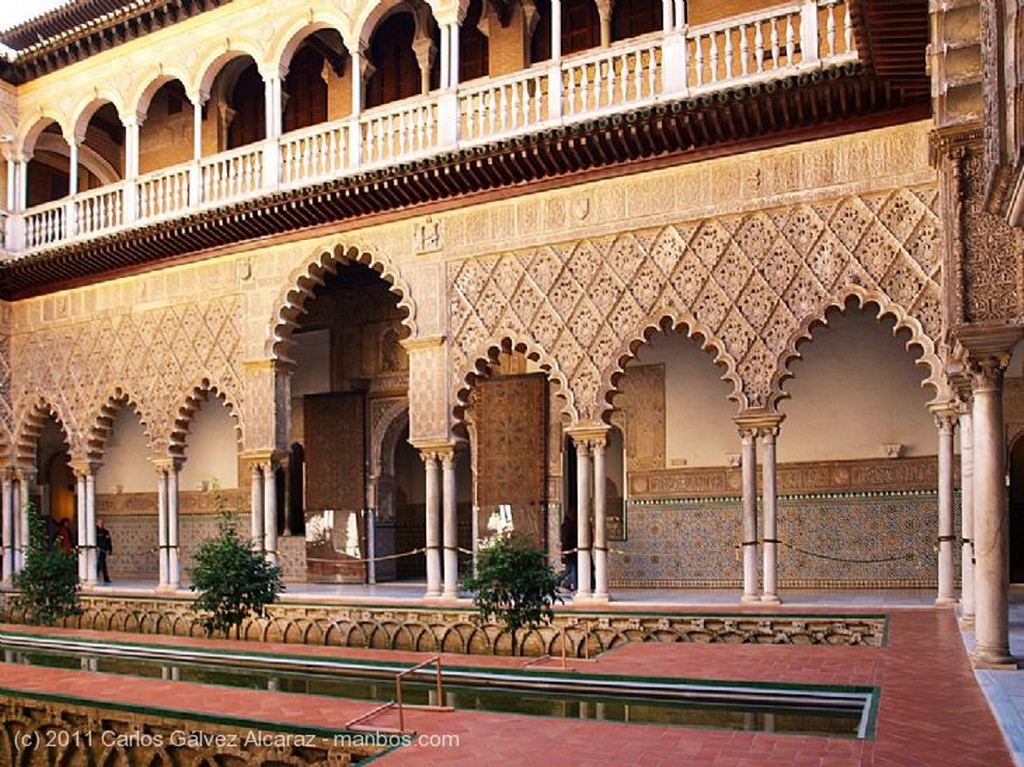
[448,186,943,423]
[770,287,949,412]
[601,312,742,422]
[452,335,575,430]
[14,398,70,467]
[268,241,417,361]
[168,382,244,461]
[85,390,155,465]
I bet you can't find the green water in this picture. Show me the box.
[0,642,868,739]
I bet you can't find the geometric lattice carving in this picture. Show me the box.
[12,296,242,461]
[450,185,943,422]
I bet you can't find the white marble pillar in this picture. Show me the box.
[440,24,451,90]
[84,472,97,585]
[551,0,563,59]
[442,449,458,598]
[593,439,609,602]
[168,464,181,589]
[450,22,461,88]
[961,403,975,620]
[740,429,759,603]
[675,0,686,29]
[5,153,16,211]
[423,451,442,598]
[596,0,613,46]
[1,473,13,582]
[935,407,957,605]
[123,117,140,222]
[971,356,1014,665]
[16,155,28,212]
[67,140,79,197]
[157,468,169,587]
[250,464,264,549]
[17,472,29,573]
[761,426,780,604]
[263,463,278,565]
[350,48,363,166]
[575,439,592,599]
[76,473,88,581]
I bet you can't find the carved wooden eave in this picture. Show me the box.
[0,0,231,84]
[0,63,930,300]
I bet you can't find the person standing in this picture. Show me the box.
[560,508,578,591]
[96,519,113,583]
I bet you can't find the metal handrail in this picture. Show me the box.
[395,654,444,733]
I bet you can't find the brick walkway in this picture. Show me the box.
[0,606,1013,766]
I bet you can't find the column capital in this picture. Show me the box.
[152,456,184,474]
[734,409,784,434]
[68,459,100,478]
[567,423,609,447]
[955,324,1023,362]
[400,334,446,352]
[243,357,295,375]
[411,438,458,461]
[242,449,284,471]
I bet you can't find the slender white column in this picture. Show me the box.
[596,0,612,46]
[16,156,28,212]
[442,449,458,598]
[67,140,79,197]
[168,465,180,588]
[5,154,15,211]
[85,472,97,585]
[1,474,13,582]
[662,0,674,31]
[192,96,204,160]
[575,439,592,598]
[675,0,686,29]
[157,468,169,587]
[440,24,451,90]
[250,464,264,549]
[76,473,88,581]
[593,439,609,602]
[551,0,563,59]
[961,404,975,620]
[17,472,29,573]
[263,463,278,565]
[350,48,363,167]
[423,452,442,598]
[740,429,759,603]
[450,22,461,88]
[935,407,957,604]
[123,118,140,222]
[761,427,780,604]
[972,356,1014,665]
[263,73,283,140]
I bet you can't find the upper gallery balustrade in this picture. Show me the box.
[1,0,855,256]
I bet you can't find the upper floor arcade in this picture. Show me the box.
[0,0,928,297]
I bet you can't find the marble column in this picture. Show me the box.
[442,447,459,598]
[740,428,759,603]
[960,401,975,621]
[449,21,461,88]
[250,463,265,550]
[17,470,30,573]
[1,472,13,582]
[971,353,1015,666]
[592,438,609,602]
[84,471,97,586]
[76,472,88,581]
[157,467,169,587]
[423,451,442,598]
[168,463,181,589]
[440,23,451,89]
[761,425,781,604]
[263,462,278,565]
[551,0,563,59]
[575,437,593,599]
[934,405,958,605]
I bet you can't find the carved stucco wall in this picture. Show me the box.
[450,185,945,423]
[10,281,244,462]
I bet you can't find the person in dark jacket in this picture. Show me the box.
[96,519,113,583]
[560,509,577,591]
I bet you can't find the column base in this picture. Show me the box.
[740,594,761,605]
[959,614,976,629]
[934,596,958,606]
[572,592,596,604]
[155,583,178,594]
[590,591,611,604]
[760,594,782,605]
[971,652,1019,670]
[423,591,444,601]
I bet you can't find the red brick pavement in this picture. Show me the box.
[0,608,1011,766]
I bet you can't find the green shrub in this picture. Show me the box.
[461,531,561,656]
[189,511,284,639]
[13,503,81,625]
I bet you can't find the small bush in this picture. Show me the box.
[461,531,561,655]
[13,503,81,625]
[190,511,284,639]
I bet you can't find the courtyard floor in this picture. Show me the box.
[0,586,1021,766]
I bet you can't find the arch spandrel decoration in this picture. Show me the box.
[11,296,244,461]
[449,185,944,422]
